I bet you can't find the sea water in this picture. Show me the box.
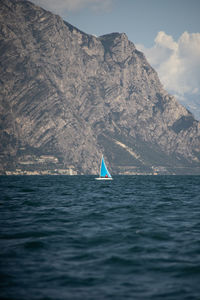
[0,175,200,300]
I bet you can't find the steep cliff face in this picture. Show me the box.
[0,0,200,174]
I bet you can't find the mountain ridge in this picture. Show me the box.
[0,0,200,175]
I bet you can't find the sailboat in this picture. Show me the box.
[95,155,113,180]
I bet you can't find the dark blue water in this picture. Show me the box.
[0,175,200,300]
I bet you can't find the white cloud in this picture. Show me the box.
[136,31,200,119]
[31,0,113,14]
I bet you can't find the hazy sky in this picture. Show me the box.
[31,0,200,118]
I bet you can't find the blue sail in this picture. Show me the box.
[100,156,112,178]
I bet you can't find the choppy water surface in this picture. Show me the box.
[0,175,200,300]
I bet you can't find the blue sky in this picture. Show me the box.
[31,0,200,119]
[66,0,200,48]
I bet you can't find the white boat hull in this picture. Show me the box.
[95,177,113,180]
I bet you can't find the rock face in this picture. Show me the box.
[0,0,200,175]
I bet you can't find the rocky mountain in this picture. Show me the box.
[0,0,200,175]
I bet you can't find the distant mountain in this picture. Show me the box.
[0,0,200,175]
[179,94,200,122]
